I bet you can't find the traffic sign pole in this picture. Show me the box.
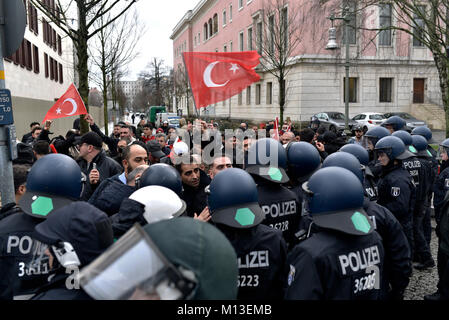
[0,0,18,205]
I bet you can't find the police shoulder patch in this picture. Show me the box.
[391,187,401,197]
[287,264,296,286]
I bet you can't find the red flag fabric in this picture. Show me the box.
[182,51,261,108]
[42,83,87,123]
[272,117,280,141]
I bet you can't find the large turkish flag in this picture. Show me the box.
[183,51,261,108]
[42,83,87,123]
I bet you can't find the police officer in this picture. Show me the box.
[433,138,449,224]
[0,154,84,300]
[382,115,407,134]
[285,167,385,300]
[29,202,114,299]
[410,134,435,269]
[362,126,390,181]
[412,126,438,248]
[246,138,301,249]
[208,168,288,300]
[374,136,416,257]
[321,152,412,300]
[78,218,239,300]
[340,143,378,201]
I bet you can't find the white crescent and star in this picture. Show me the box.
[62,98,78,115]
[203,61,241,88]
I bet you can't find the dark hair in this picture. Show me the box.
[122,143,148,161]
[175,155,197,174]
[13,164,30,193]
[30,122,40,128]
[299,128,315,143]
[317,125,327,135]
[33,140,50,155]
[143,123,153,129]
[31,126,42,135]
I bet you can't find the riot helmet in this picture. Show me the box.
[374,136,414,162]
[302,167,374,236]
[286,141,321,183]
[137,163,183,197]
[245,138,289,183]
[411,126,433,142]
[322,152,364,184]
[79,219,238,300]
[382,115,406,132]
[19,153,85,218]
[437,138,449,160]
[392,130,417,154]
[207,168,264,228]
[340,144,369,166]
[129,186,186,224]
[411,135,432,158]
[363,126,390,151]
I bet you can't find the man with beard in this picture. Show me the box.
[88,144,148,216]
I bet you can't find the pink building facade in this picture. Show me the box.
[171,0,443,128]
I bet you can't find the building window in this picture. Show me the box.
[223,44,227,52]
[230,4,233,21]
[266,82,273,104]
[344,77,358,103]
[238,92,242,105]
[230,41,233,52]
[223,10,227,26]
[204,23,208,40]
[255,84,261,105]
[44,53,49,78]
[413,5,426,47]
[268,15,275,54]
[57,35,62,55]
[248,27,253,50]
[19,40,26,68]
[49,57,54,80]
[379,4,392,46]
[59,63,63,84]
[379,78,393,102]
[28,2,38,34]
[246,86,251,105]
[54,59,58,82]
[213,13,218,34]
[343,1,357,45]
[25,40,32,71]
[208,19,213,38]
[239,0,243,10]
[257,21,263,54]
[33,45,39,74]
[239,31,244,51]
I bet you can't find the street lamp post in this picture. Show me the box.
[326,8,351,135]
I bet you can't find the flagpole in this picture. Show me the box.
[182,53,199,118]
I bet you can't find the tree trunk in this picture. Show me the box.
[77,4,90,134]
[102,70,109,136]
[279,77,286,125]
[434,54,449,138]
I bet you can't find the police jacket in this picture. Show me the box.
[255,177,301,250]
[216,224,288,300]
[110,198,146,240]
[376,162,416,225]
[31,271,92,300]
[90,123,119,157]
[414,154,433,203]
[77,150,123,201]
[427,145,439,183]
[181,169,211,217]
[433,164,449,219]
[364,167,379,201]
[88,174,136,216]
[285,228,385,300]
[0,203,21,222]
[401,155,427,202]
[363,198,411,299]
[438,193,449,256]
[0,212,50,300]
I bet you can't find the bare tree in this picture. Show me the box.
[30,0,137,133]
[174,64,192,117]
[256,0,303,125]
[89,7,145,135]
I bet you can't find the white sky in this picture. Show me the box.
[122,0,200,80]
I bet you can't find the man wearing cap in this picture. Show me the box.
[348,124,365,145]
[285,167,385,300]
[0,154,84,300]
[88,143,148,216]
[146,140,166,164]
[76,131,122,201]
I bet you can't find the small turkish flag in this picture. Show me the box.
[272,117,280,141]
[42,83,87,123]
[183,51,261,108]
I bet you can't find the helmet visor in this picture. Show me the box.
[437,145,449,161]
[78,224,197,300]
[361,136,376,151]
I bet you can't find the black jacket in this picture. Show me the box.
[285,228,385,300]
[181,170,211,217]
[21,132,32,143]
[433,165,449,221]
[77,150,122,201]
[90,123,119,157]
[31,272,92,300]
[217,224,288,300]
[363,198,412,299]
[88,174,136,216]
[256,178,301,250]
[0,212,50,300]
[0,203,21,222]
[377,162,416,225]
[110,198,146,240]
